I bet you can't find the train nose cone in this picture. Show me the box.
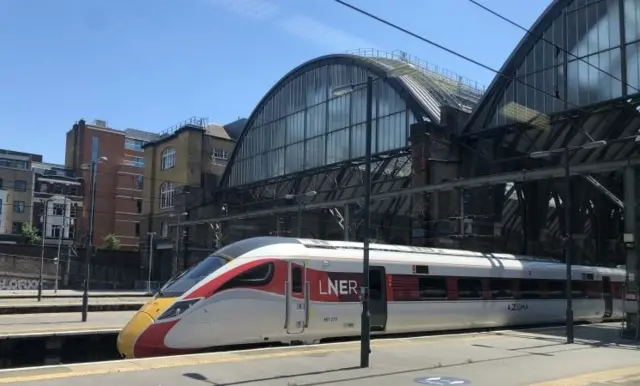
[117,311,154,359]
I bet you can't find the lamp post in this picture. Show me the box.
[81,156,108,322]
[530,140,606,343]
[37,199,52,302]
[331,64,414,368]
[147,232,156,293]
[54,196,68,294]
[284,191,318,237]
[171,212,188,276]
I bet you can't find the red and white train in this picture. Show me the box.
[116,236,625,359]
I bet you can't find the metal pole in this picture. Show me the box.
[174,216,180,276]
[360,75,373,368]
[460,189,465,239]
[563,147,574,343]
[297,201,303,237]
[54,198,65,293]
[344,204,350,241]
[37,201,47,302]
[147,233,154,293]
[82,161,97,322]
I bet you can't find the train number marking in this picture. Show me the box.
[508,303,528,311]
[323,316,338,323]
[319,279,358,296]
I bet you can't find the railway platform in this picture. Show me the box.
[0,322,638,385]
[0,296,148,314]
[0,290,152,299]
[0,311,133,338]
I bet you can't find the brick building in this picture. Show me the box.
[64,119,159,250]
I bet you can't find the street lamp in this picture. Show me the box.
[37,198,53,302]
[284,191,318,237]
[529,140,607,343]
[170,212,188,276]
[80,156,108,322]
[147,232,156,293]
[332,65,412,369]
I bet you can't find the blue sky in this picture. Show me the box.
[0,0,551,164]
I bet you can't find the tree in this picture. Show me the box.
[20,222,41,245]
[103,234,121,250]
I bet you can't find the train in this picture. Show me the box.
[116,236,626,359]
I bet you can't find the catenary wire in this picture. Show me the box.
[466,0,639,93]
[333,0,594,115]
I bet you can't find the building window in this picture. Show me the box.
[160,182,174,209]
[136,199,142,213]
[68,225,75,239]
[52,225,62,239]
[53,184,63,194]
[13,201,25,213]
[0,158,27,169]
[160,221,168,237]
[135,175,143,190]
[161,147,176,170]
[125,156,144,168]
[135,222,140,237]
[68,186,78,196]
[39,182,48,192]
[91,136,100,162]
[53,203,65,216]
[14,180,26,191]
[12,222,22,234]
[70,204,78,218]
[0,178,3,189]
[212,148,229,160]
[125,138,145,152]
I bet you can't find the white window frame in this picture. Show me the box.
[53,203,65,216]
[160,182,174,209]
[160,221,168,237]
[161,147,176,170]
[51,224,62,239]
[212,148,229,160]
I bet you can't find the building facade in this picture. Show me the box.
[140,118,237,279]
[65,119,159,250]
[0,149,40,238]
[31,162,83,246]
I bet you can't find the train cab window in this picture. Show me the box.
[158,255,228,297]
[519,279,541,299]
[490,279,513,299]
[572,281,587,299]
[418,277,447,300]
[291,267,302,294]
[458,278,483,299]
[219,263,275,291]
[546,280,565,299]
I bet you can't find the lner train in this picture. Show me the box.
[117,237,625,359]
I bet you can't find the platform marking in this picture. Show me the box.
[528,365,640,386]
[0,332,497,384]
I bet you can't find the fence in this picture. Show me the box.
[0,252,140,291]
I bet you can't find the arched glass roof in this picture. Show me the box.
[222,50,485,188]
[465,0,640,133]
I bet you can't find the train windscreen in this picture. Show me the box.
[157,255,228,297]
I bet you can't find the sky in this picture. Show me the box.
[0,0,551,165]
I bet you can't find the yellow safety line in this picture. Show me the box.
[0,333,494,383]
[528,365,640,386]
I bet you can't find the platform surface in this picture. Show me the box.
[0,290,152,298]
[0,322,638,385]
[0,311,134,337]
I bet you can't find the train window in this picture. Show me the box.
[519,279,542,299]
[490,279,513,299]
[158,255,228,297]
[418,277,447,300]
[546,280,565,299]
[414,265,430,275]
[291,267,302,293]
[572,281,587,298]
[219,262,275,291]
[458,278,483,299]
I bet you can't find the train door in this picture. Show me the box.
[369,266,388,331]
[285,260,309,334]
[602,276,613,319]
